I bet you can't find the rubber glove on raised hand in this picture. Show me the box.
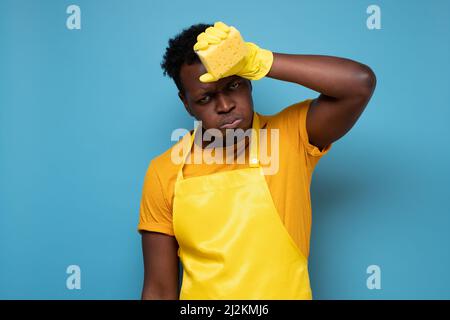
[193,21,273,83]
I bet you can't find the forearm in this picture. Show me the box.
[141,283,179,300]
[141,290,179,300]
[267,53,376,99]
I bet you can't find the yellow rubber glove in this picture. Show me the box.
[193,21,273,83]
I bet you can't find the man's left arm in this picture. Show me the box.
[267,53,377,150]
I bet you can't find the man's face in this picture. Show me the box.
[178,62,254,136]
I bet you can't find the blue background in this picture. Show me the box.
[1,0,449,299]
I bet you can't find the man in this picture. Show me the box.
[138,21,376,300]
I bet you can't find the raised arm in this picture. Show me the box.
[141,231,180,300]
[192,23,376,149]
[267,53,377,150]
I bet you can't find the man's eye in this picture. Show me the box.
[229,81,240,90]
[198,96,210,104]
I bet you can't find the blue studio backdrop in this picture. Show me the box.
[1,0,449,299]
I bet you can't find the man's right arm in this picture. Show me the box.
[141,231,180,300]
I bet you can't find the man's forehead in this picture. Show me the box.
[180,62,239,93]
[179,62,205,85]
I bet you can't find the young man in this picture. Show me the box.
[138,22,376,300]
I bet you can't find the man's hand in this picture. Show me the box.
[193,21,274,83]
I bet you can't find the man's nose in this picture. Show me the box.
[215,93,235,113]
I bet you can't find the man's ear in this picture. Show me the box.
[178,91,193,117]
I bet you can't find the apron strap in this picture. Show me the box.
[249,112,260,168]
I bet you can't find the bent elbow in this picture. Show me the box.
[356,64,377,98]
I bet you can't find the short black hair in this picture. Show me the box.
[161,23,212,94]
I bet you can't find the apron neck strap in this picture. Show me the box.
[177,111,260,181]
[249,112,260,168]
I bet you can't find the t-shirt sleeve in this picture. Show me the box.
[279,99,332,168]
[137,161,174,236]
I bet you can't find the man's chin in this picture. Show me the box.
[200,124,252,145]
[222,128,252,145]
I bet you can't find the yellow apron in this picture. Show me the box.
[173,112,312,300]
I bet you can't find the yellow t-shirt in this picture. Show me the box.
[137,99,332,258]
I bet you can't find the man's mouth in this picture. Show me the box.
[220,118,243,129]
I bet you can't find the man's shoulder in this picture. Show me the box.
[147,134,190,181]
[258,98,312,128]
